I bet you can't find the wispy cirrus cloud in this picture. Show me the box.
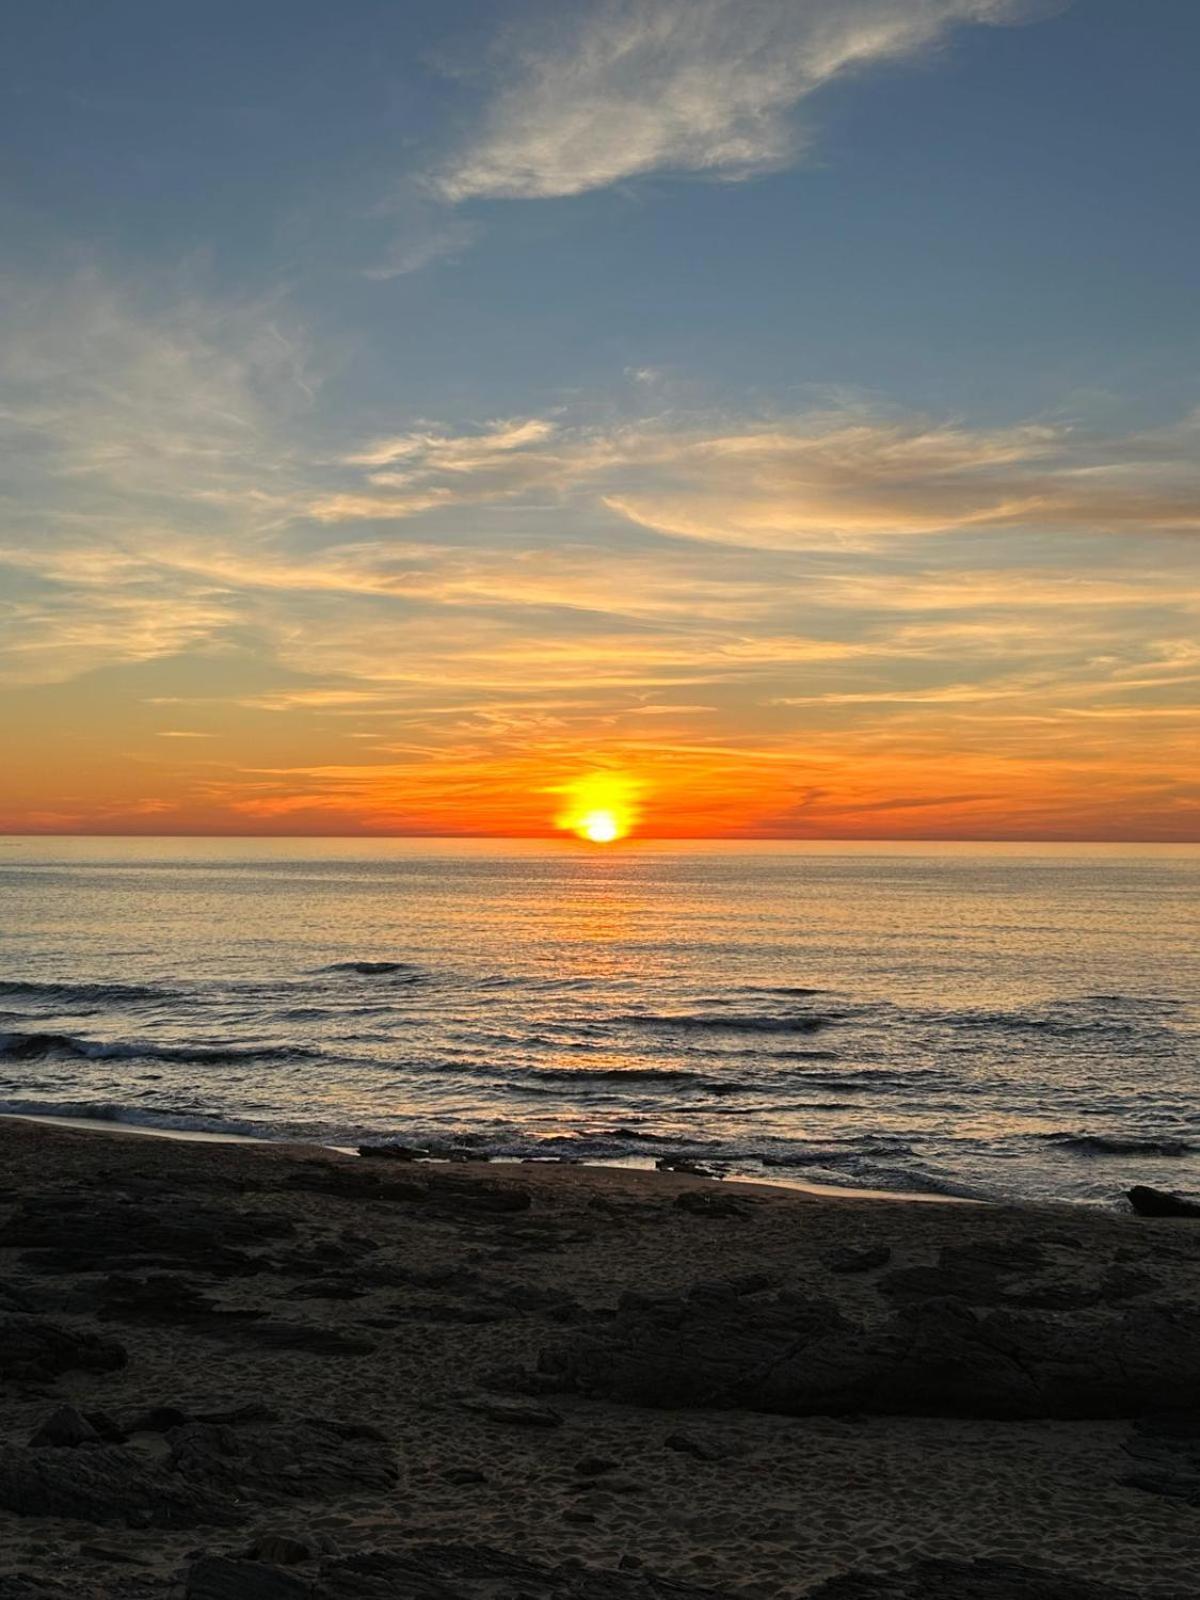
[314,409,1200,547]
[433,0,1044,202]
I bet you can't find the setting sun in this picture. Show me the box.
[578,809,622,843]
[554,771,641,843]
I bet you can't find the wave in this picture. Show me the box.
[617,1010,836,1034]
[1037,1131,1193,1157]
[323,961,427,979]
[0,1098,276,1139]
[0,1031,317,1066]
[0,978,180,1005]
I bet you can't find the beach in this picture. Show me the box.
[1,1117,1197,1599]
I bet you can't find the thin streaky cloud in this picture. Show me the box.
[435,0,1043,202]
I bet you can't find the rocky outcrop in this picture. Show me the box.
[536,1282,1200,1419]
[0,1193,291,1277]
[0,1441,243,1528]
[1127,1186,1200,1219]
[0,1313,127,1383]
[804,1558,1144,1598]
[168,1417,396,1501]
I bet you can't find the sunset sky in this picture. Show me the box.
[2,0,1197,840]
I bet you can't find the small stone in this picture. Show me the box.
[29,1406,100,1448]
[242,1532,321,1565]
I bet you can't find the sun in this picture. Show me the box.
[578,809,622,844]
[554,771,640,843]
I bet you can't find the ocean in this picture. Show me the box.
[1,837,1197,1206]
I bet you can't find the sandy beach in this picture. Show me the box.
[1,1117,1198,1599]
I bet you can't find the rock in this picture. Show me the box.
[824,1245,892,1274]
[1128,1185,1200,1219]
[805,1557,1141,1598]
[664,1433,722,1462]
[29,1405,100,1448]
[97,1273,258,1323]
[186,1557,309,1600]
[1119,1413,1200,1506]
[285,1279,366,1301]
[242,1533,325,1565]
[185,1544,731,1600]
[0,1193,290,1277]
[537,1280,1200,1420]
[0,1313,127,1384]
[357,1144,428,1161]
[575,1456,619,1476]
[443,1466,488,1484]
[233,1320,377,1356]
[459,1398,564,1427]
[168,1417,397,1501]
[0,1442,242,1527]
[674,1191,752,1218]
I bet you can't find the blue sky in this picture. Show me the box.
[1,0,1197,837]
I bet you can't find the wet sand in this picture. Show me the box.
[0,1117,1197,1599]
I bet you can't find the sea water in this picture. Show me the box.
[1,837,1196,1206]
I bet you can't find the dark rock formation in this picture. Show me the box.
[536,1282,1200,1419]
[29,1405,101,1447]
[804,1558,1143,1598]
[168,1417,397,1501]
[0,1442,243,1528]
[1128,1185,1200,1219]
[0,1193,290,1277]
[0,1313,127,1383]
[185,1544,730,1600]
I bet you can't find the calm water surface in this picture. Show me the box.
[1,838,1197,1205]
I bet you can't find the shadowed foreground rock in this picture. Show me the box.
[1127,1186,1200,1219]
[0,1416,396,1529]
[0,1442,243,1529]
[805,1558,1148,1599]
[537,1283,1200,1419]
[185,1544,730,1600]
[0,1313,127,1383]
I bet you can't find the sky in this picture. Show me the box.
[1,0,1197,840]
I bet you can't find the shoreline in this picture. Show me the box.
[1,1111,977,1206]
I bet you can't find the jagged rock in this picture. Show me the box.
[357,1144,428,1162]
[186,1559,308,1600]
[0,1313,127,1383]
[0,1194,290,1277]
[29,1405,100,1447]
[805,1557,1142,1598]
[185,1544,730,1600]
[242,1532,329,1564]
[168,1418,397,1501]
[824,1245,892,1274]
[1128,1186,1200,1219]
[97,1273,259,1323]
[0,1441,242,1527]
[537,1282,1200,1419]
